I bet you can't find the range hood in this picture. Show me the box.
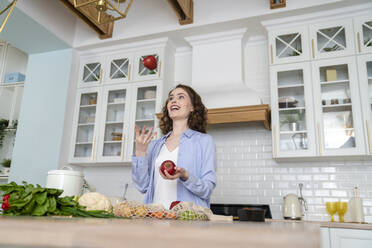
[181,28,270,129]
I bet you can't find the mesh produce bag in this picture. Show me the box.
[113,201,209,221]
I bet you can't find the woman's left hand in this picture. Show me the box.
[160,166,189,181]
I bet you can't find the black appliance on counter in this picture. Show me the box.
[210,204,272,221]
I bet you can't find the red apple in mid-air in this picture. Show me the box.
[160,160,176,176]
[143,55,157,70]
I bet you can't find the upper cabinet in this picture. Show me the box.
[69,38,174,165]
[354,16,372,54]
[269,27,310,65]
[263,6,372,159]
[309,20,355,60]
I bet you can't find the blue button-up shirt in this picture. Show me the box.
[132,129,217,208]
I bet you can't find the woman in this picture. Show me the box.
[132,84,216,209]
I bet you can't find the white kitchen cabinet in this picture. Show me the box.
[312,57,365,156]
[354,16,372,54]
[270,62,316,158]
[269,26,310,65]
[310,20,355,60]
[70,87,102,163]
[329,228,372,248]
[357,54,372,155]
[78,56,105,88]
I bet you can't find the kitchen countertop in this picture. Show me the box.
[267,218,372,230]
[0,216,320,248]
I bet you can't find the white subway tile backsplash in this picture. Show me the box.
[322,182,338,189]
[331,190,348,197]
[313,175,329,181]
[297,175,312,181]
[315,190,330,197]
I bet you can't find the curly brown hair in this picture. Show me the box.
[159,84,208,134]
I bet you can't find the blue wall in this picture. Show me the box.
[9,49,73,185]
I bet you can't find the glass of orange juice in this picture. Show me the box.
[326,202,338,222]
[336,202,348,222]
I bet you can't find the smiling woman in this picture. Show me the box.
[132,84,216,209]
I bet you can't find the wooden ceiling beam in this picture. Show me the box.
[59,0,113,39]
[167,0,193,25]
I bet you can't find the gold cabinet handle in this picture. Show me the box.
[99,68,103,84]
[317,123,322,155]
[357,32,361,53]
[312,39,315,59]
[128,64,131,81]
[158,61,162,78]
[367,120,372,153]
[273,125,277,157]
[270,44,274,64]
[91,136,96,160]
[121,134,126,160]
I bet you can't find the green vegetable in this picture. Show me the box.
[0,181,119,218]
[180,210,197,220]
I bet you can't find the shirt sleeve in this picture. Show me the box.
[131,140,155,194]
[181,134,217,200]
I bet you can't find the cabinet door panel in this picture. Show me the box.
[70,87,102,163]
[354,16,372,54]
[270,63,316,158]
[133,50,163,81]
[310,20,355,60]
[330,228,372,248]
[312,57,365,156]
[357,54,372,155]
[105,54,132,84]
[78,57,105,88]
[269,27,310,65]
[96,85,131,163]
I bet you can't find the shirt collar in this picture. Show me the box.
[160,128,196,140]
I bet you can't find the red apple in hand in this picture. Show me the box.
[143,55,157,70]
[160,160,176,176]
[169,201,180,210]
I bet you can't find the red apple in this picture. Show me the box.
[169,201,180,210]
[143,55,157,70]
[160,160,176,176]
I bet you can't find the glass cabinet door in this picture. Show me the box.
[357,54,372,154]
[270,63,316,158]
[270,27,309,65]
[105,55,131,83]
[132,85,158,155]
[71,89,100,162]
[97,86,130,162]
[312,57,365,156]
[79,57,105,87]
[310,20,354,60]
[355,16,372,54]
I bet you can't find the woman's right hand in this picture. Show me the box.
[135,125,157,157]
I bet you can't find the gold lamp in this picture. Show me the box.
[73,0,133,25]
[0,0,17,33]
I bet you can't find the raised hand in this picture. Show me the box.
[159,166,189,181]
[135,125,157,157]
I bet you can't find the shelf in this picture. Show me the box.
[320,79,349,85]
[107,102,125,106]
[75,142,92,145]
[277,84,304,89]
[155,104,271,130]
[105,121,124,125]
[136,119,155,122]
[137,99,156,103]
[0,82,24,87]
[279,107,305,111]
[104,140,123,144]
[322,103,352,108]
[324,128,354,132]
[280,130,307,134]
[78,123,94,126]
[80,104,97,108]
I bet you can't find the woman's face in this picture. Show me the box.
[167,87,194,121]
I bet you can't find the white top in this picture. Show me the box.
[153,144,178,210]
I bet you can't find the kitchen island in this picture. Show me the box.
[0,216,320,248]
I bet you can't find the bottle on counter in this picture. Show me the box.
[345,187,365,223]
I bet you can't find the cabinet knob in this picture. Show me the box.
[121,134,126,160]
[91,136,96,160]
[317,123,322,155]
[270,45,274,64]
[311,39,315,59]
[357,32,361,53]
[273,125,277,157]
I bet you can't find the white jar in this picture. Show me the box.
[46,167,84,197]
